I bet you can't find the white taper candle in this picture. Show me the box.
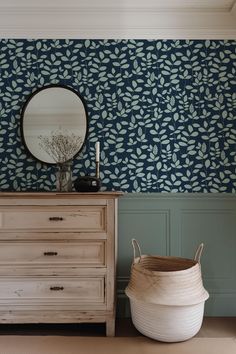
[95,141,100,162]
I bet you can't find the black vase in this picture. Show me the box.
[74,176,101,192]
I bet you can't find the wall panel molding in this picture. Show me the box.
[119,209,170,255]
[120,193,236,201]
[117,193,236,317]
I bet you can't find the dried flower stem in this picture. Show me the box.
[38,129,83,164]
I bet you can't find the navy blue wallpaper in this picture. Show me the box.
[0,39,236,192]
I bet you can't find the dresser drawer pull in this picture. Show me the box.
[50,286,64,291]
[44,252,58,256]
[49,217,64,221]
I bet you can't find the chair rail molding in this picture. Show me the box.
[0,0,236,39]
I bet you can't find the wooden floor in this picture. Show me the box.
[0,318,235,354]
[0,317,235,337]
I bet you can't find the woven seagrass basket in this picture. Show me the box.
[125,239,209,342]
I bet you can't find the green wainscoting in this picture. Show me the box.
[117,193,236,317]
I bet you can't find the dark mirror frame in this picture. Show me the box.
[20,84,89,165]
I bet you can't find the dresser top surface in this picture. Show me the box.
[0,192,123,199]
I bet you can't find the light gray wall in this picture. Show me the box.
[117,193,236,317]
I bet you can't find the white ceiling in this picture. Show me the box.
[0,0,235,38]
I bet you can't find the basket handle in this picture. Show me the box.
[194,243,204,263]
[131,239,142,262]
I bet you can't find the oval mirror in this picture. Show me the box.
[21,85,88,164]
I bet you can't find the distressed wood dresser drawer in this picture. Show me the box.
[0,206,105,232]
[0,192,122,336]
[0,277,105,306]
[0,241,105,267]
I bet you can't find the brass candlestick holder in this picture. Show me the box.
[96,161,100,179]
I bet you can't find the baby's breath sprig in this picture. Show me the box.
[38,129,82,164]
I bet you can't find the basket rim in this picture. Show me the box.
[132,255,199,275]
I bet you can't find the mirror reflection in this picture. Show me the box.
[21,85,88,164]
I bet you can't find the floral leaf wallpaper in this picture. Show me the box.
[0,39,236,192]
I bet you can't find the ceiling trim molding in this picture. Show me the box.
[0,2,235,39]
[0,28,235,40]
[0,6,234,14]
[1,0,235,11]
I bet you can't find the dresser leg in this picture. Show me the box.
[106,318,115,337]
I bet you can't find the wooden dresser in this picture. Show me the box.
[0,192,122,336]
